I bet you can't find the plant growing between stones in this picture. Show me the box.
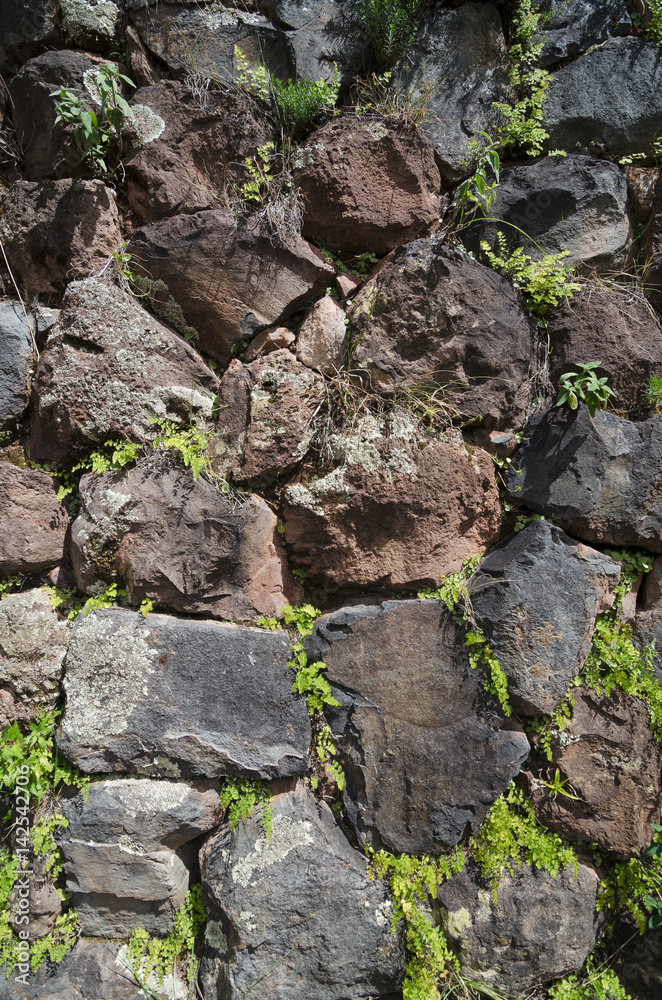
[352,70,439,127]
[556,362,616,418]
[126,884,207,989]
[450,133,501,229]
[631,0,662,48]
[548,955,632,1000]
[354,0,424,67]
[480,232,580,317]
[642,374,662,412]
[220,776,273,840]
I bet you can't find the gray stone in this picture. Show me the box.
[469,520,621,716]
[394,3,513,185]
[305,600,530,853]
[506,405,662,552]
[0,301,35,430]
[0,937,147,999]
[633,556,662,686]
[438,860,603,991]
[70,463,301,621]
[59,608,311,778]
[0,463,69,575]
[27,277,219,467]
[469,155,631,267]
[544,37,662,159]
[0,589,71,730]
[199,782,405,1000]
[59,0,120,49]
[276,0,367,86]
[0,0,60,76]
[537,0,631,68]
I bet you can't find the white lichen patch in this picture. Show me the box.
[116,944,187,1000]
[232,814,313,887]
[373,899,392,927]
[61,0,119,41]
[205,919,229,956]
[128,105,167,146]
[364,121,388,141]
[441,905,473,941]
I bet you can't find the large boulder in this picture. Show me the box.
[0,0,61,76]
[293,116,442,255]
[544,37,662,159]
[348,241,536,430]
[305,600,530,853]
[128,210,334,362]
[207,350,325,486]
[199,782,405,1000]
[469,155,631,267]
[536,0,631,68]
[125,80,273,223]
[27,277,219,467]
[0,301,36,430]
[0,589,70,730]
[268,0,367,85]
[438,860,603,991]
[469,520,620,716]
[70,464,301,621]
[283,412,502,592]
[58,608,311,778]
[529,687,662,858]
[59,779,222,936]
[0,937,146,1000]
[506,406,662,552]
[0,179,122,294]
[393,3,513,185]
[547,288,662,416]
[0,463,69,575]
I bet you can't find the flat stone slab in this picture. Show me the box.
[305,600,530,853]
[59,609,311,779]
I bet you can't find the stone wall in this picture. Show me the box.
[1,0,662,997]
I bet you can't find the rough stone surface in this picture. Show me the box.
[0,300,35,430]
[0,463,69,574]
[27,277,219,467]
[348,241,536,430]
[529,687,662,858]
[306,601,530,852]
[544,37,662,159]
[0,937,147,999]
[506,406,662,552]
[207,350,325,486]
[58,779,222,936]
[295,295,347,374]
[0,589,70,729]
[8,49,114,180]
[537,0,631,67]
[59,608,311,778]
[199,783,406,1000]
[0,179,122,293]
[128,210,334,362]
[626,166,659,222]
[125,80,273,223]
[244,325,295,360]
[70,463,301,620]
[470,155,631,267]
[293,116,441,255]
[548,288,662,415]
[438,860,603,991]
[642,171,662,314]
[283,413,502,592]
[0,0,61,75]
[470,520,620,716]
[633,557,662,685]
[273,0,367,85]
[394,3,512,185]
[59,0,119,49]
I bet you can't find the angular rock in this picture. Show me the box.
[70,464,301,620]
[296,295,347,374]
[537,0,631,68]
[0,179,122,294]
[0,0,61,76]
[625,166,659,222]
[207,350,325,485]
[305,600,529,852]
[125,80,273,223]
[348,241,536,430]
[59,608,311,778]
[529,687,662,857]
[130,1,293,80]
[59,779,221,936]
[59,0,120,50]
[0,589,70,730]
[128,210,334,362]
[544,38,662,159]
[272,0,367,85]
[548,288,662,415]
[0,301,35,430]
[506,405,662,552]
[394,3,513,185]
[469,520,620,716]
[199,783,405,1000]
[470,155,631,267]
[438,860,603,991]
[27,277,218,467]
[244,325,295,360]
[0,463,69,575]
[8,49,115,180]
[283,412,502,591]
[293,117,441,255]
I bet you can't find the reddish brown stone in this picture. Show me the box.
[296,296,347,374]
[0,462,69,574]
[625,166,659,222]
[294,116,442,255]
[244,326,295,361]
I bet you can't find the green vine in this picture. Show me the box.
[127,884,207,987]
[220,777,273,840]
[465,632,512,717]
